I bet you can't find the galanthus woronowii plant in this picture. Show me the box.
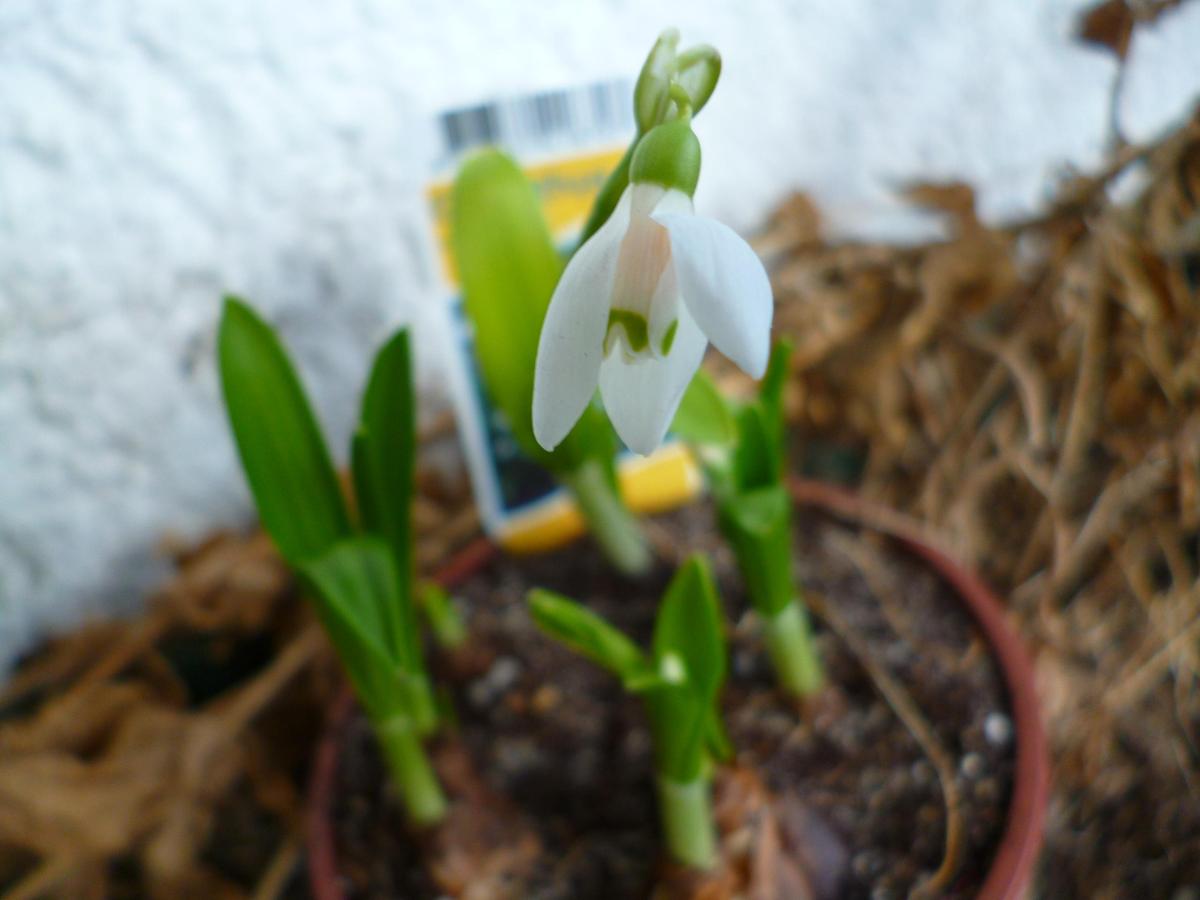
[528,556,730,870]
[674,341,823,698]
[450,29,773,573]
[532,39,774,456]
[218,299,452,826]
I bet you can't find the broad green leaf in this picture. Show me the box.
[528,589,651,685]
[652,556,727,703]
[716,484,793,618]
[451,150,562,468]
[671,370,737,448]
[299,536,398,661]
[299,537,435,729]
[217,297,351,564]
[705,708,733,761]
[452,150,618,475]
[643,681,711,783]
[352,328,421,669]
[718,482,789,538]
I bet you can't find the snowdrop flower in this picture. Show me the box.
[533,119,773,456]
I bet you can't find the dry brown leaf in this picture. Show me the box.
[1077,0,1136,59]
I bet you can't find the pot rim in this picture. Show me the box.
[306,479,1049,900]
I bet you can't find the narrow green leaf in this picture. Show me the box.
[652,556,727,703]
[352,328,421,668]
[758,339,793,459]
[528,589,651,685]
[671,370,737,448]
[217,297,351,564]
[732,404,777,491]
[419,581,467,649]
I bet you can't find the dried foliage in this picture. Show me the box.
[0,420,476,899]
[756,105,1200,894]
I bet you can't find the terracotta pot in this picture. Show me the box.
[306,481,1049,900]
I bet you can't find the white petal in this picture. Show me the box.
[653,211,773,377]
[598,304,707,455]
[532,189,632,450]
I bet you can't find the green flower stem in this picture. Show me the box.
[562,458,652,576]
[762,600,823,698]
[656,775,717,869]
[377,717,447,827]
[577,142,634,248]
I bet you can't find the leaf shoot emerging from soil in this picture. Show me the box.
[675,341,824,698]
[528,555,729,869]
[218,299,446,824]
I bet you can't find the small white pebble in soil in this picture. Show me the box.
[467,655,522,707]
[984,711,1013,746]
[960,751,986,779]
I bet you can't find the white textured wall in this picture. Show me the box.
[1,0,1198,672]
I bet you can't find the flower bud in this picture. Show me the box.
[634,30,722,135]
[630,119,701,197]
[634,29,680,134]
[672,45,721,119]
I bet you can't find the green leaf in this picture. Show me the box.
[419,581,467,649]
[715,484,793,618]
[731,404,777,491]
[528,589,651,686]
[352,328,421,669]
[718,482,790,538]
[217,297,351,564]
[643,681,712,783]
[705,708,734,762]
[671,370,737,448]
[451,150,563,468]
[299,537,435,729]
[652,556,727,703]
[758,339,792,459]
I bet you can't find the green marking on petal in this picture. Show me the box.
[660,319,679,355]
[607,309,649,353]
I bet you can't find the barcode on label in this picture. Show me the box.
[437,80,633,163]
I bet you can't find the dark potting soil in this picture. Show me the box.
[328,506,1016,899]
